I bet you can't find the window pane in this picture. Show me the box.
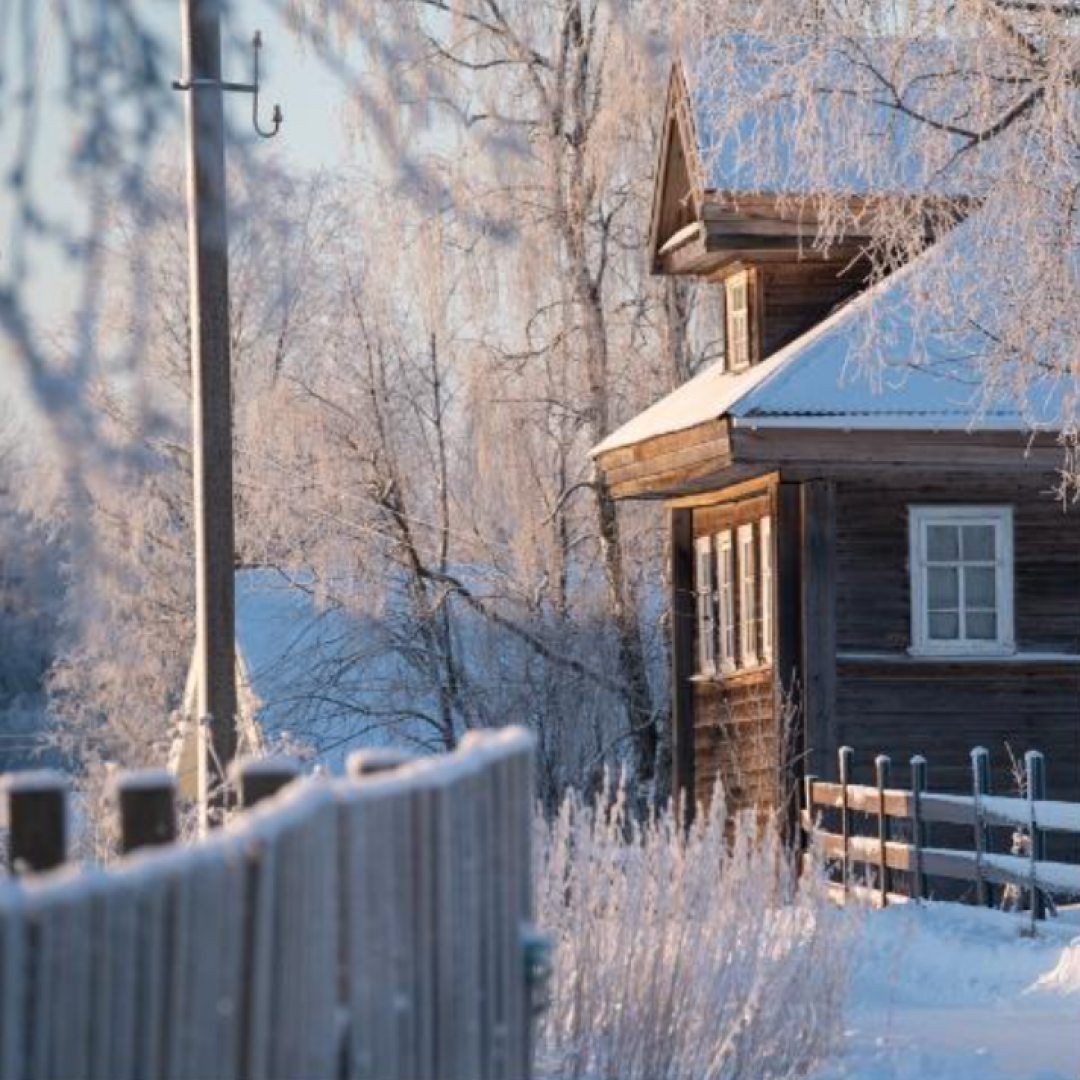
[962,525,996,561]
[926,525,959,561]
[928,612,960,640]
[927,567,958,609]
[964,567,996,609]
[966,611,997,640]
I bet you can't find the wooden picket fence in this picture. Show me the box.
[802,745,1080,930]
[0,728,542,1080]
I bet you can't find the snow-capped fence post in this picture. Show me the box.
[346,749,413,777]
[1026,750,1047,925]
[874,754,891,906]
[970,747,991,907]
[233,756,300,808]
[116,770,177,853]
[838,746,854,895]
[909,756,928,901]
[5,771,68,874]
[801,773,818,861]
[0,730,536,1080]
[806,747,1079,916]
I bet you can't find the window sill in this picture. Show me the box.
[907,644,1016,660]
[838,650,1080,666]
[691,662,773,685]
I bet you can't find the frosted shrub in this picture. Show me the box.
[536,784,852,1080]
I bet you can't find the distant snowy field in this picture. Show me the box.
[818,903,1080,1080]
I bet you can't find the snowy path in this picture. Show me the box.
[816,902,1080,1080]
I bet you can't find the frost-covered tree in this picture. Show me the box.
[237,182,644,799]
[0,414,64,771]
[285,0,700,789]
[46,163,337,771]
[678,1,1080,476]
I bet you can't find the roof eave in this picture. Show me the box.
[592,416,737,501]
[729,422,1066,476]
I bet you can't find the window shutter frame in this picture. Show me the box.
[760,515,774,663]
[694,535,718,676]
[717,529,736,673]
[737,522,758,667]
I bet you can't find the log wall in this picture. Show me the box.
[830,475,1080,804]
[689,479,780,815]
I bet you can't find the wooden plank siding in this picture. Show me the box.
[672,467,1080,840]
[758,262,866,358]
[830,475,1080,811]
[801,480,838,782]
[693,673,776,815]
[598,419,734,500]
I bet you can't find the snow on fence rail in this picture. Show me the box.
[0,728,540,1080]
[802,745,1080,932]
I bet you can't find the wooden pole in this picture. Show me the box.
[802,773,817,829]
[233,757,300,808]
[1026,749,1046,925]
[800,773,818,879]
[179,0,239,830]
[910,755,927,901]
[669,507,696,825]
[874,754,891,907]
[971,746,991,907]
[838,746,853,896]
[117,771,178,854]
[6,771,68,874]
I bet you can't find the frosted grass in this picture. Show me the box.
[536,785,853,1080]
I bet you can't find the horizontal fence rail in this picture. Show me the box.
[802,745,1080,932]
[0,728,538,1080]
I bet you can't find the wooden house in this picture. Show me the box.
[591,56,1080,819]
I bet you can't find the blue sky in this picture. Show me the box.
[0,0,359,418]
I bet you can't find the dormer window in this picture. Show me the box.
[725,269,757,371]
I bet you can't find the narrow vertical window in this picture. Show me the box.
[717,530,736,672]
[694,536,717,676]
[760,515,774,662]
[737,523,758,666]
[725,271,752,371]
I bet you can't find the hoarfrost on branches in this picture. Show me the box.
[536,781,852,1080]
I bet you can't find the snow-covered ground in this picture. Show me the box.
[818,902,1080,1080]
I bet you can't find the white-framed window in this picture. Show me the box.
[725,271,752,371]
[760,516,774,662]
[694,536,717,676]
[737,523,758,666]
[717,530,736,672]
[908,506,1015,656]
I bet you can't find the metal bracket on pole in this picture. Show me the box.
[172,30,283,139]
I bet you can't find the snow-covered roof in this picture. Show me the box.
[680,36,1009,198]
[592,225,1077,458]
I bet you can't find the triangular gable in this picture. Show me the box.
[647,63,705,269]
[647,41,975,279]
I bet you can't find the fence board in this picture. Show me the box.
[0,729,536,1080]
[0,887,25,1080]
[809,744,1080,912]
[809,782,1080,834]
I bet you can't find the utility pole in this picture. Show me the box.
[179,0,238,827]
[175,2,281,829]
